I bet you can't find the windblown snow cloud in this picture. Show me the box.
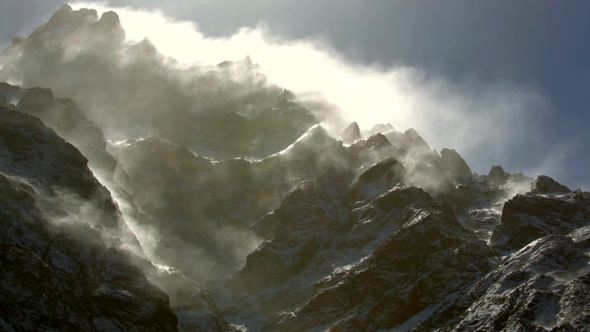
[68,2,557,178]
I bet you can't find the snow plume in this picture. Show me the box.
[66,1,554,176]
[0,2,559,176]
[33,184,144,256]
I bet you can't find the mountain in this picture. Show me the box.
[0,5,588,332]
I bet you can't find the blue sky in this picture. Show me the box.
[0,0,588,188]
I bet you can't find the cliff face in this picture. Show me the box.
[0,5,588,332]
[0,107,177,331]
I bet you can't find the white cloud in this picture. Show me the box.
[70,1,554,175]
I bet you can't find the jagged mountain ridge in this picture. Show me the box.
[0,4,588,332]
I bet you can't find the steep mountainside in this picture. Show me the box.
[0,107,177,331]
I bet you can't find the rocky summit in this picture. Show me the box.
[0,5,588,332]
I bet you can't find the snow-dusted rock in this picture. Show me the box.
[272,203,494,331]
[451,233,590,331]
[491,190,590,251]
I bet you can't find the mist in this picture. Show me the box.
[63,2,558,180]
[0,2,564,183]
[2,3,589,330]
[0,1,572,282]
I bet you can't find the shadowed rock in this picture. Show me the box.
[531,175,571,194]
[491,190,590,251]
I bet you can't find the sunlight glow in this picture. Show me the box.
[71,1,413,129]
[70,1,550,175]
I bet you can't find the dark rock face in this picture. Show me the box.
[491,191,590,251]
[0,174,177,332]
[532,175,572,194]
[0,107,177,331]
[0,107,105,200]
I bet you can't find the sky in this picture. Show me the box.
[0,0,588,189]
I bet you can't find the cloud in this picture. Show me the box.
[66,1,557,177]
[0,2,570,183]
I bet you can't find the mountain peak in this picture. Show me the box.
[531,175,571,194]
[341,121,361,144]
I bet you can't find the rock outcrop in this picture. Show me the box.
[452,233,590,331]
[341,121,361,144]
[491,188,590,251]
[532,175,572,194]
